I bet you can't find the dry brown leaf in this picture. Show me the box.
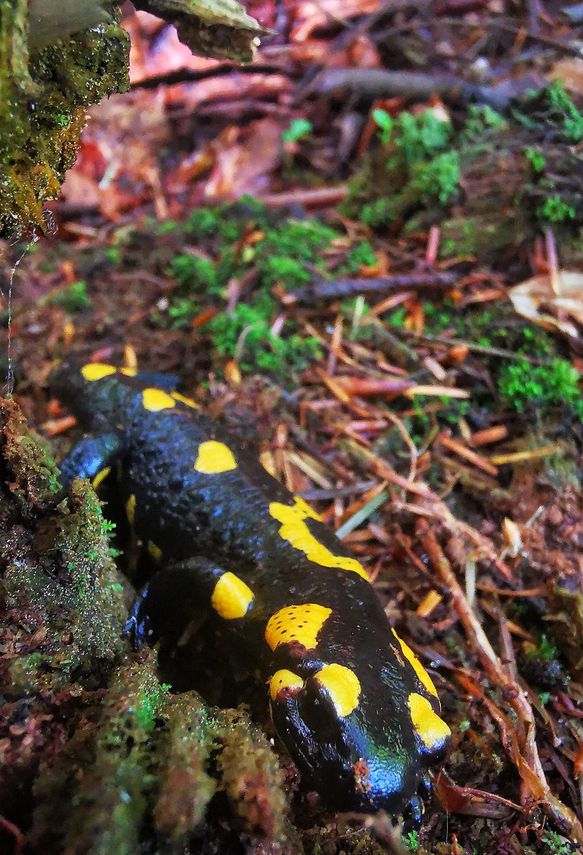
[508,272,583,345]
[547,57,583,95]
[205,118,282,197]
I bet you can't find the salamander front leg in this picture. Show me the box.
[59,432,123,490]
[123,556,257,649]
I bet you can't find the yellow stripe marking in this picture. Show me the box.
[81,363,116,381]
[126,494,136,526]
[171,391,199,409]
[269,669,304,702]
[391,629,438,697]
[142,388,177,412]
[269,497,369,580]
[293,495,322,521]
[265,603,332,651]
[147,541,163,562]
[91,467,111,489]
[194,441,237,474]
[315,664,361,717]
[211,572,254,619]
[408,692,451,749]
[120,367,137,377]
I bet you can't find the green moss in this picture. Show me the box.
[31,656,164,855]
[186,206,226,239]
[525,146,546,173]
[422,299,457,333]
[208,293,321,377]
[461,104,507,141]
[546,80,583,143]
[353,108,460,228]
[1,400,127,697]
[344,240,377,272]
[403,829,420,852]
[385,305,407,328]
[259,217,337,264]
[282,118,313,143]
[185,196,268,243]
[541,829,576,854]
[0,4,130,238]
[258,254,311,289]
[46,280,90,311]
[439,398,470,426]
[411,150,460,205]
[525,634,559,662]
[498,358,583,419]
[538,195,577,223]
[394,109,453,162]
[168,253,218,291]
[134,681,171,730]
[372,108,394,145]
[359,197,397,228]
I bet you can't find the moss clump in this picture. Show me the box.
[344,241,377,272]
[538,196,577,224]
[46,280,91,312]
[30,654,167,855]
[152,693,218,840]
[30,654,291,853]
[350,107,461,229]
[208,292,321,377]
[498,358,583,420]
[154,201,337,372]
[1,415,129,694]
[525,146,546,173]
[185,195,269,243]
[165,253,220,327]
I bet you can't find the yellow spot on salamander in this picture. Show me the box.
[265,603,332,651]
[171,391,199,409]
[391,629,438,697]
[142,388,177,412]
[211,572,254,619]
[408,692,451,749]
[81,363,116,381]
[314,664,361,717]
[91,467,111,489]
[120,367,137,377]
[269,497,369,580]
[194,441,237,474]
[293,495,322,521]
[147,541,163,563]
[126,494,136,526]
[269,669,304,702]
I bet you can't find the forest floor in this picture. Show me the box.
[1,2,583,854]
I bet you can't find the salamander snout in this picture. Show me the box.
[268,665,450,813]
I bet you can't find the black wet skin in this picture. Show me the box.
[50,362,449,814]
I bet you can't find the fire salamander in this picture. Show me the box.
[50,360,450,815]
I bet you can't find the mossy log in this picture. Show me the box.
[0,0,266,240]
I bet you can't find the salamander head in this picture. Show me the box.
[268,659,450,813]
[49,360,130,430]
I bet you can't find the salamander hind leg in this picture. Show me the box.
[123,556,258,649]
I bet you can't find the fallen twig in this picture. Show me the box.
[419,521,583,843]
[286,273,457,305]
[130,63,290,90]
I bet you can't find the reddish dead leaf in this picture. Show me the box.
[205,119,282,198]
[434,771,520,818]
